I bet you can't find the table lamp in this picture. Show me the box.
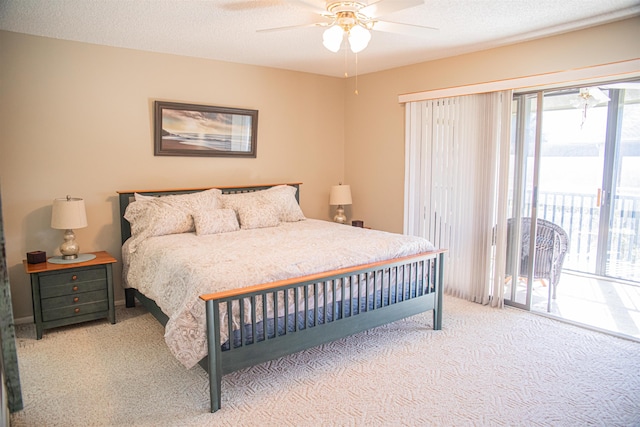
[329,184,352,224]
[51,196,87,260]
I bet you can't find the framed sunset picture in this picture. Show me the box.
[154,101,258,158]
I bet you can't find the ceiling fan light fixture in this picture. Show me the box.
[323,25,344,52]
[348,24,371,53]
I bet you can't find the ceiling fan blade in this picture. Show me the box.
[219,1,287,11]
[373,20,439,38]
[290,0,327,14]
[257,22,326,33]
[257,1,330,33]
[361,0,424,18]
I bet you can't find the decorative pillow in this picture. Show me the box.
[154,188,221,214]
[261,185,305,222]
[193,209,240,236]
[124,188,222,251]
[133,188,221,207]
[237,201,281,229]
[124,199,194,252]
[221,192,281,229]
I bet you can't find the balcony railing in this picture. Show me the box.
[522,191,640,282]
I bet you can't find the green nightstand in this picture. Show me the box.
[23,251,117,339]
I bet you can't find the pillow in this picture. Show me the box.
[221,192,281,229]
[153,188,221,213]
[124,199,194,252]
[261,185,305,222]
[193,209,240,236]
[124,188,222,251]
[134,192,155,201]
[237,201,281,229]
[133,188,221,207]
[126,200,193,236]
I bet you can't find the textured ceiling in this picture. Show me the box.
[1,0,639,77]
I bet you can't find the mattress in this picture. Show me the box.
[123,218,435,368]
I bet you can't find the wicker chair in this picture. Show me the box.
[506,218,570,299]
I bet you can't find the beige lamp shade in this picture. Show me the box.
[329,185,352,206]
[51,197,88,230]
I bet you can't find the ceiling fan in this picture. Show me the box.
[258,0,438,54]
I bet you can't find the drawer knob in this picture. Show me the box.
[72,286,79,292]
[74,308,80,314]
[73,297,79,303]
[71,275,78,281]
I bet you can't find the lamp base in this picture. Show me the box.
[333,205,347,224]
[59,229,80,259]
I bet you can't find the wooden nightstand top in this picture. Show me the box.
[23,251,117,274]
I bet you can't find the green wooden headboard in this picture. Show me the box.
[116,183,301,245]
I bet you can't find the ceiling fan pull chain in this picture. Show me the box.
[354,53,359,95]
[344,45,349,78]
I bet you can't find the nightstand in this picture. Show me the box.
[23,251,117,339]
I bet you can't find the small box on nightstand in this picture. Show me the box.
[26,251,46,264]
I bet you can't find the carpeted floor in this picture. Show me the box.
[9,296,640,427]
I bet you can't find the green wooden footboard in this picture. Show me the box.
[201,250,445,412]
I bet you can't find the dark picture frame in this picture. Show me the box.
[154,101,258,158]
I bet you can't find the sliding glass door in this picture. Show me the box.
[505,80,640,310]
[504,94,539,309]
[604,86,640,280]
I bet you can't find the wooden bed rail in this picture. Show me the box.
[202,250,445,412]
[117,182,302,196]
[199,249,447,302]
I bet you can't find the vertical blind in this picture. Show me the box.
[404,91,512,306]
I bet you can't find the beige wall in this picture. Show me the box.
[0,31,346,319]
[2,16,639,320]
[345,17,640,233]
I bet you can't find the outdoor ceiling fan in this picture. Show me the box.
[258,0,438,53]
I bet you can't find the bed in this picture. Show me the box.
[117,183,445,413]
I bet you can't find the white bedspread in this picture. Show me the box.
[123,219,435,368]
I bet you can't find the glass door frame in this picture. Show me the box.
[505,92,545,311]
[596,89,624,276]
